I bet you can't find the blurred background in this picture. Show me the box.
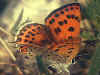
[0,0,100,75]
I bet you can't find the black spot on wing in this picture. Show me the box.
[19,33,24,36]
[58,20,67,26]
[58,21,64,26]
[28,31,35,36]
[66,15,71,19]
[51,18,55,22]
[16,38,22,42]
[60,11,64,14]
[66,15,80,21]
[49,18,55,24]
[54,27,61,34]
[68,27,74,32]
[29,41,33,43]
[28,31,32,34]
[32,29,36,32]
[31,33,35,36]
[24,39,28,42]
[45,3,80,22]
[54,14,59,17]
[68,51,72,53]
[71,14,75,19]
[65,8,68,11]
[37,26,41,30]
[49,20,52,24]
[75,16,80,22]
[68,48,74,50]
[64,20,68,24]
[25,35,30,38]
[32,38,35,40]
[70,7,74,10]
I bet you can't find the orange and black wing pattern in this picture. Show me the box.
[16,23,51,46]
[45,3,81,43]
[45,3,81,63]
[16,23,51,53]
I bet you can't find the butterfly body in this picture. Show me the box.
[15,3,81,64]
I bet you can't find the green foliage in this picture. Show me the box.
[85,0,100,34]
[88,44,100,75]
[84,0,100,75]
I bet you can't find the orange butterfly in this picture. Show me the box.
[16,3,81,64]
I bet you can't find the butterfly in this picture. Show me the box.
[15,3,81,64]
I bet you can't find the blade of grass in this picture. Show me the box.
[0,26,11,36]
[11,9,24,36]
[0,37,16,61]
[0,38,23,74]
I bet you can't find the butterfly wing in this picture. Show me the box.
[45,3,81,43]
[16,23,51,53]
[16,23,51,46]
[45,3,81,63]
[51,40,80,63]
